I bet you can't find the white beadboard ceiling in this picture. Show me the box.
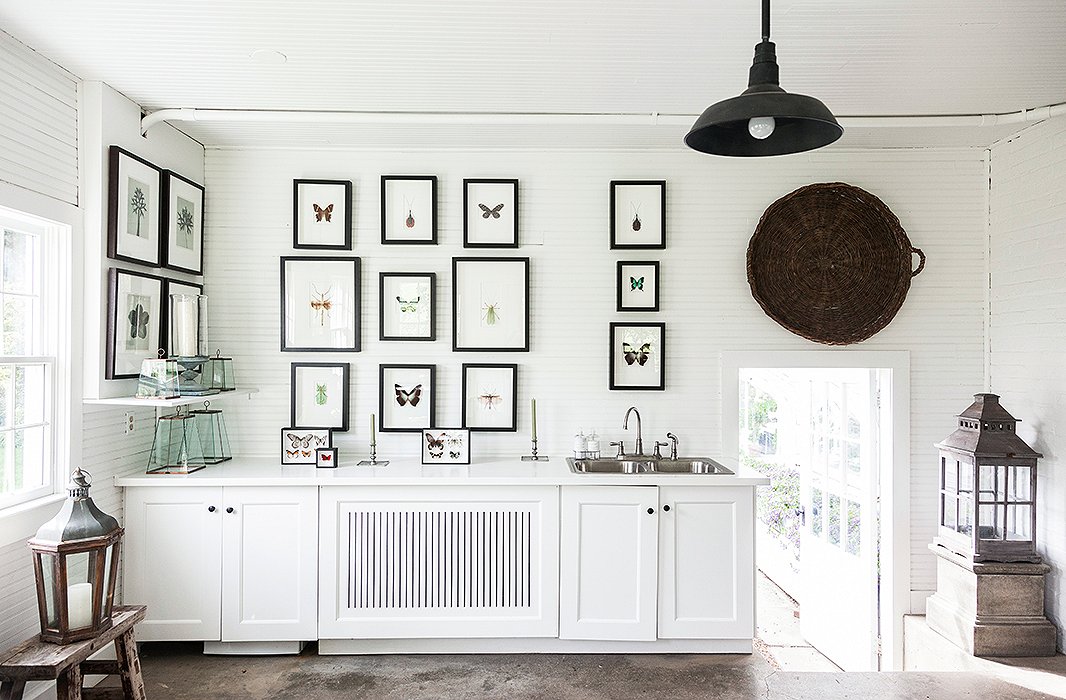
[1,0,1065,148]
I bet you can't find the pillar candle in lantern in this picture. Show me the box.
[67,583,93,629]
[170,294,199,357]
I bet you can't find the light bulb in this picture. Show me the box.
[748,116,776,140]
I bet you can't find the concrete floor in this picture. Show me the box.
[754,571,840,672]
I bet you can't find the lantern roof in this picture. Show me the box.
[30,469,120,545]
[936,393,1043,459]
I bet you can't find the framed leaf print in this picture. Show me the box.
[106,268,164,379]
[617,260,660,312]
[379,364,435,432]
[379,272,436,341]
[293,179,352,250]
[463,178,519,248]
[161,278,204,356]
[280,256,360,352]
[462,363,517,432]
[452,257,530,352]
[281,427,332,465]
[162,170,205,274]
[291,362,350,432]
[610,180,666,250]
[381,175,437,244]
[107,146,163,267]
[609,322,665,391]
[422,428,470,465]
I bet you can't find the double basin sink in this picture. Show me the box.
[567,456,734,476]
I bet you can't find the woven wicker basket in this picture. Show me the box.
[747,182,925,346]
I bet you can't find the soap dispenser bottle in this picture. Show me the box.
[585,430,600,459]
[573,429,586,458]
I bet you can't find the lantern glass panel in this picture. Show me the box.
[978,503,1002,540]
[943,494,957,529]
[959,460,973,494]
[958,497,973,535]
[978,465,1005,503]
[943,457,957,491]
[1011,466,1032,501]
[38,553,57,626]
[1006,504,1032,541]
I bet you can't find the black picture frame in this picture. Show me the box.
[381,175,438,245]
[461,363,518,432]
[293,179,353,250]
[610,180,667,250]
[280,256,361,352]
[316,447,339,468]
[609,322,666,391]
[617,260,661,312]
[379,364,436,433]
[378,272,436,341]
[161,169,205,274]
[452,256,530,352]
[107,146,164,267]
[160,278,204,356]
[106,267,165,379]
[281,427,332,465]
[463,178,519,248]
[422,428,471,465]
[290,362,350,432]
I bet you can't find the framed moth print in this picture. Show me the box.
[161,278,204,356]
[609,322,665,391]
[463,179,519,248]
[106,268,164,379]
[281,427,332,465]
[381,175,437,244]
[107,146,163,267]
[291,362,350,432]
[610,180,666,250]
[422,428,470,465]
[379,364,435,432]
[293,179,352,250]
[379,272,436,341]
[617,260,660,312]
[280,256,360,352]
[462,363,517,432]
[162,170,205,274]
[452,257,530,352]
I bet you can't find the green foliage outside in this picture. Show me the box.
[745,454,801,555]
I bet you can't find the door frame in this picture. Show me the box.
[721,350,910,671]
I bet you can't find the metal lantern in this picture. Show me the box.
[935,393,1043,563]
[27,469,122,644]
[147,406,207,474]
[136,353,180,399]
[205,349,236,391]
[191,401,232,464]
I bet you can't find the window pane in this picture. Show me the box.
[0,364,8,428]
[14,425,46,493]
[3,229,35,294]
[846,500,861,556]
[828,493,841,546]
[846,441,861,473]
[15,364,46,426]
[2,295,35,355]
[811,487,823,538]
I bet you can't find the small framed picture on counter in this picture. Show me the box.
[315,447,339,468]
[281,427,332,465]
[422,428,470,465]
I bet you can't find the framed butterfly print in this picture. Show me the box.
[463,179,519,248]
[461,363,518,432]
[162,170,205,274]
[610,180,666,250]
[452,257,530,352]
[617,260,660,312]
[379,364,436,432]
[609,322,665,391]
[281,427,332,465]
[381,175,437,244]
[379,272,436,341]
[291,362,350,432]
[293,179,352,250]
[280,256,360,352]
[107,146,164,267]
[422,428,470,465]
[106,268,164,379]
[161,278,204,356]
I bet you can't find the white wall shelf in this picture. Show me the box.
[84,388,259,408]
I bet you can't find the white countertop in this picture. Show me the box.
[114,456,771,487]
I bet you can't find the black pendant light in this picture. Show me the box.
[685,0,842,157]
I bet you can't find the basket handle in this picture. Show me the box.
[911,247,926,277]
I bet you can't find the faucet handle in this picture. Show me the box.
[653,441,669,459]
[666,432,679,460]
[609,441,625,458]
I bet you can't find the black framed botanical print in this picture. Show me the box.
[162,170,205,274]
[617,260,660,312]
[422,428,470,465]
[461,363,518,432]
[107,146,163,267]
[293,179,352,250]
[379,272,435,341]
[381,175,437,244]
[280,256,360,352]
[281,427,332,465]
[609,322,665,390]
[161,278,204,356]
[452,257,530,352]
[379,364,436,432]
[106,268,164,379]
[610,180,666,250]
[463,178,519,248]
[291,362,350,432]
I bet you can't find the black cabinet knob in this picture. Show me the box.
[226,507,234,514]
[647,507,655,515]
[663,505,671,512]
[207,506,216,513]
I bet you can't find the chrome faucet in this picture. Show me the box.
[666,432,679,460]
[623,407,644,456]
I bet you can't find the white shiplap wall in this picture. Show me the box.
[205,145,987,596]
[989,117,1066,648]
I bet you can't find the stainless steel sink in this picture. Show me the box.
[567,457,733,475]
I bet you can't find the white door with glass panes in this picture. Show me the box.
[799,369,882,671]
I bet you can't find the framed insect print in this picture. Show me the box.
[609,322,665,391]
[379,272,436,341]
[161,278,204,356]
[281,427,332,465]
[293,179,352,250]
[463,178,519,248]
[162,170,205,274]
[291,362,350,432]
[610,180,666,250]
[107,146,163,267]
[381,175,437,244]
[379,364,435,432]
[106,268,164,379]
[617,260,660,312]
[452,257,530,352]
[280,256,360,352]
[462,363,517,432]
[316,447,339,468]
[422,428,470,465]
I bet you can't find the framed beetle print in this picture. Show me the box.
[379,364,435,432]
[293,179,352,250]
[617,261,660,312]
[107,146,163,267]
[162,170,205,274]
[381,175,437,244]
[609,322,665,390]
[452,257,530,352]
[422,428,470,465]
[291,362,350,432]
[281,427,332,465]
[462,363,517,432]
[463,179,519,248]
[106,268,164,379]
[280,256,360,352]
[161,278,204,356]
[379,272,435,341]
[610,180,666,249]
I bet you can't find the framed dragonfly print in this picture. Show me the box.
[461,363,517,432]
[291,362,350,432]
[107,146,163,267]
[162,170,205,274]
[293,179,352,250]
[106,268,164,379]
[379,364,436,432]
[609,322,665,391]
[281,427,332,465]
[463,178,519,248]
[161,278,204,356]
[452,257,530,352]
[379,272,436,341]
[617,260,660,312]
[422,428,470,465]
[280,256,360,352]
[381,175,437,244]
[610,180,666,250]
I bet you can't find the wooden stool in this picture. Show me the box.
[0,605,147,700]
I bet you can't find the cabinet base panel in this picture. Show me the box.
[203,641,307,655]
[318,638,752,655]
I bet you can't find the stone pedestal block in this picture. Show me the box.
[926,544,1057,657]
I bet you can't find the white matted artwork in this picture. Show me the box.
[281,256,360,352]
[452,257,529,352]
[379,364,435,432]
[106,268,164,379]
[462,363,517,431]
[162,171,205,274]
[609,322,665,390]
[107,146,163,267]
[422,428,470,465]
[617,260,660,312]
[610,180,666,249]
[379,272,435,341]
[281,427,332,465]
[463,179,519,248]
[293,179,352,249]
[291,362,350,431]
[381,176,437,244]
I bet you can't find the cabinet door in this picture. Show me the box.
[123,486,223,641]
[560,485,658,641]
[221,486,319,642]
[657,485,754,639]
